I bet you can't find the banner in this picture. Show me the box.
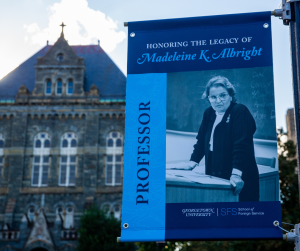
[121,12,282,242]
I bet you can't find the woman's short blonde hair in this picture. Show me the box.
[202,76,237,103]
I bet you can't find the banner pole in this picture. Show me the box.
[288,1,300,208]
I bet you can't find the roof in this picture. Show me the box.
[0,45,126,99]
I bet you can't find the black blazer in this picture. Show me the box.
[190,102,259,201]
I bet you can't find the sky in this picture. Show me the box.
[0,0,293,130]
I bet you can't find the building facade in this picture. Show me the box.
[286,108,296,143]
[0,30,125,251]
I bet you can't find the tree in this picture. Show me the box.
[77,206,135,251]
[137,129,300,251]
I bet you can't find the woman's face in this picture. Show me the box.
[208,86,232,113]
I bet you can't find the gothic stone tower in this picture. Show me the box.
[0,28,125,251]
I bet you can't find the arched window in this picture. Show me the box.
[113,204,121,219]
[27,206,35,221]
[107,139,113,147]
[67,80,73,95]
[0,133,4,184]
[57,53,64,62]
[59,132,77,186]
[45,80,52,95]
[64,206,74,229]
[35,140,41,148]
[56,206,63,216]
[32,133,50,187]
[56,79,63,95]
[106,132,123,186]
[62,139,68,148]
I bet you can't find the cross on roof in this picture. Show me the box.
[60,22,66,34]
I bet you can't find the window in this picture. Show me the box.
[0,133,4,184]
[57,53,64,61]
[56,79,62,95]
[102,203,120,219]
[45,80,52,95]
[64,206,74,229]
[106,132,123,186]
[59,132,77,186]
[28,207,35,221]
[67,80,73,95]
[32,133,50,187]
[56,206,63,215]
[113,204,121,219]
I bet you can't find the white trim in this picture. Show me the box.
[59,155,77,187]
[27,206,35,221]
[31,132,50,187]
[64,206,74,229]
[106,148,122,155]
[59,132,77,187]
[105,132,123,186]
[112,204,121,219]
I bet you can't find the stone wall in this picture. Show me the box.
[0,103,125,250]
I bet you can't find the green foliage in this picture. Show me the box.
[278,128,300,226]
[137,128,300,251]
[136,241,157,251]
[77,205,135,251]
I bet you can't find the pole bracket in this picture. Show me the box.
[272,0,292,25]
[283,231,297,241]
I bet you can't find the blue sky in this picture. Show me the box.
[0,0,293,130]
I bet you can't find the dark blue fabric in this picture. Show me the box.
[0,45,126,99]
[165,202,282,240]
[125,11,280,241]
[129,12,271,31]
[127,12,272,74]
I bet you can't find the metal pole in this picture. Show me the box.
[156,241,165,251]
[289,1,300,207]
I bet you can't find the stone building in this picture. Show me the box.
[286,108,296,143]
[0,27,125,251]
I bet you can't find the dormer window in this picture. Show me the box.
[45,80,52,95]
[57,53,64,62]
[56,80,62,95]
[67,80,73,95]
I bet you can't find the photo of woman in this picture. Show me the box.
[166,68,278,203]
[181,76,259,201]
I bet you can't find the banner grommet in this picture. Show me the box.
[263,23,269,28]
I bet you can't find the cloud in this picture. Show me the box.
[23,0,126,52]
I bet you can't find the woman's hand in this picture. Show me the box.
[230,174,244,196]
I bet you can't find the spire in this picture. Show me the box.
[60,22,66,36]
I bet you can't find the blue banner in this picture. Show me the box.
[121,12,282,242]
